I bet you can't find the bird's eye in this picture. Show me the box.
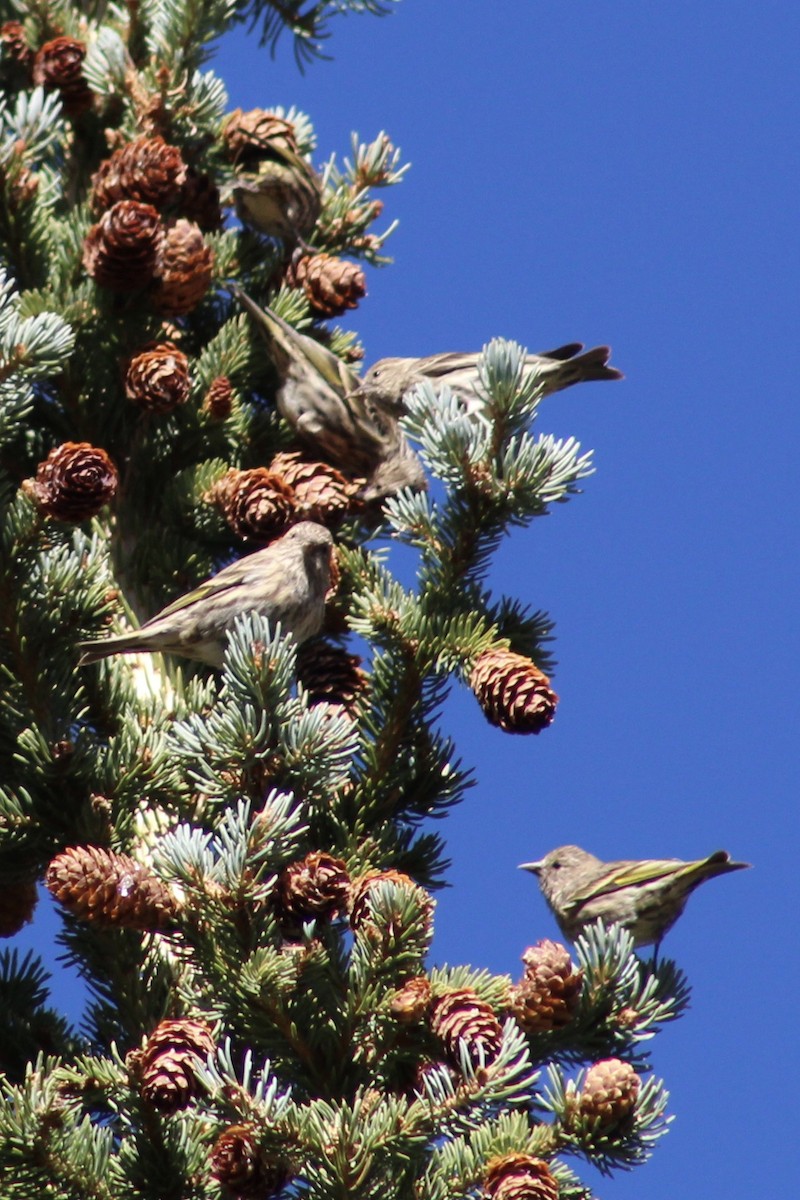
[372,368,381,380]
[552,860,561,870]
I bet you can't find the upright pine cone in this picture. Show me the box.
[32,37,92,116]
[295,641,368,713]
[349,869,434,938]
[223,108,299,164]
[483,1154,559,1200]
[180,168,223,231]
[203,376,234,419]
[510,940,583,1033]
[275,851,350,925]
[83,200,164,291]
[211,1124,288,1199]
[208,467,296,542]
[390,976,432,1025]
[125,343,190,414]
[23,442,118,522]
[284,252,367,317]
[469,648,558,734]
[137,1018,215,1112]
[576,1058,641,1134]
[269,451,362,523]
[45,846,180,931]
[0,21,31,68]
[0,879,37,937]
[91,136,187,212]
[429,989,503,1068]
[152,219,215,315]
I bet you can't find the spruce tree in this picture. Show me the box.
[0,3,691,1197]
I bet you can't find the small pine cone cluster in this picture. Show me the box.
[0,878,38,937]
[203,376,235,419]
[295,640,368,713]
[137,1018,215,1113]
[269,451,363,523]
[125,343,191,414]
[209,467,296,542]
[45,845,180,931]
[211,1124,288,1199]
[483,1154,559,1200]
[349,869,434,938]
[574,1058,641,1135]
[284,252,366,317]
[32,36,93,117]
[152,218,215,315]
[83,200,164,292]
[91,136,187,213]
[469,648,558,734]
[509,940,583,1034]
[22,441,118,522]
[429,989,503,1068]
[390,976,432,1025]
[275,851,351,925]
[223,108,299,164]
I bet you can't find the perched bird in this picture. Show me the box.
[354,344,624,418]
[520,844,749,952]
[231,138,322,246]
[78,521,334,668]
[234,286,425,500]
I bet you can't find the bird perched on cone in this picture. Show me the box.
[520,844,749,952]
[78,521,334,668]
[231,137,322,247]
[354,344,623,419]
[234,286,426,500]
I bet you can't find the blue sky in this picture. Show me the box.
[20,2,800,1195]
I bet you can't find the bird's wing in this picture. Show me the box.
[573,859,684,902]
[144,568,246,625]
[414,352,482,377]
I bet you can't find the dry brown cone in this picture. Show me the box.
[22,442,118,522]
[152,218,215,316]
[390,976,432,1025]
[295,640,368,712]
[349,869,434,937]
[32,36,93,117]
[575,1058,641,1135]
[137,1018,215,1113]
[45,845,180,931]
[202,376,234,419]
[275,850,350,925]
[509,940,583,1034]
[125,343,191,414]
[223,108,299,164]
[0,21,32,67]
[0,878,38,937]
[91,136,187,213]
[269,450,363,523]
[208,467,296,542]
[429,988,503,1068]
[483,1154,559,1200]
[179,167,223,231]
[284,252,367,317]
[211,1124,289,1199]
[469,648,558,734]
[83,200,164,291]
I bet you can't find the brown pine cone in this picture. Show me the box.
[202,376,234,419]
[32,37,92,117]
[137,1018,215,1112]
[295,640,368,712]
[83,200,164,291]
[223,108,299,164]
[484,1154,559,1200]
[152,218,215,316]
[0,21,31,67]
[211,1124,288,1199]
[268,451,363,523]
[576,1058,641,1134]
[179,168,223,231]
[22,442,118,521]
[0,878,37,938]
[510,940,583,1034]
[390,976,432,1025]
[349,869,434,937]
[91,136,187,213]
[469,648,558,734]
[125,343,191,414]
[429,988,503,1068]
[284,252,367,317]
[208,467,296,542]
[45,845,180,931]
[276,850,350,924]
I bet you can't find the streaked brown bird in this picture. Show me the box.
[520,844,749,953]
[231,137,322,246]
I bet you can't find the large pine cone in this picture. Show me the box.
[137,1018,215,1112]
[23,442,118,521]
[576,1058,641,1133]
[91,136,187,212]
[45,845,180,931]
[469,648,557,734]
[269,451,362,523]
[152,218,215,315]
[125,343,191,414]
[32,37,92,116]
[295,640,368,712]
[276,851,350,924]
[208,467,296,542]
[210,1124,288,1198]
[223,108,299,164]
[429,988,503,1068]
[285,252,367,317]
[510,940,583,1033]
[349,869,434,938]
[390,976,432,1025]
[483,1154,559,1200]
[83,200,164,291]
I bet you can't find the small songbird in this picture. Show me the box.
[78,521,334,668]
[354,344,623,419]
[520,844,750,952]
[231,137,322,246]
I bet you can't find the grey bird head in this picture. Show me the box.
[357,358,423,415]
[519,845,602,905]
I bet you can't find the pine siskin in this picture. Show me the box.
[355,344,623,418]
[234,286,425,500]
[232,142,322,245]
[78,521,334,668]
[520,844,749,952]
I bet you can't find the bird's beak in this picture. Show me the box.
[518,860,544,874]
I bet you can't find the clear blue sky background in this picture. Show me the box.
[19,2,799,1195]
